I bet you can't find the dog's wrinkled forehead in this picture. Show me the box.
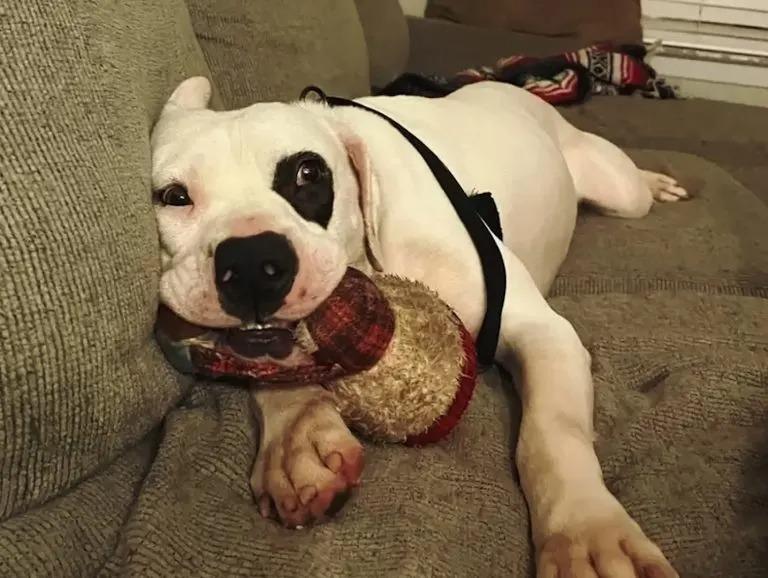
[151,80,341,206]
[152,99,342,186]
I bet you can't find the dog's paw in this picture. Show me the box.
[642,170,689,203]
[251,391,363,528]
[537,514,678,578]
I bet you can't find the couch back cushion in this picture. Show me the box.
[354,0,410,89]
[186,0,370,108]
[0,0,212,519]
[426,0,642,47]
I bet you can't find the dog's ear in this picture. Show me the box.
[340,131,384,272]
[165,77,212,111]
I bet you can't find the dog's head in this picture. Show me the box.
[150,77,379,354]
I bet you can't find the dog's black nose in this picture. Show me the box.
[214,232,298,320]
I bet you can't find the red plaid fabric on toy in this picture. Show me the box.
[187,267,396,386]
[305,267,395,373]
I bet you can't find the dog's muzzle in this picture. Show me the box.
[214,232,298,322]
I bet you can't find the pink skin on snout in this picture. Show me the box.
[225,214,347,320]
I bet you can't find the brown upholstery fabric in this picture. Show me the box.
[103,378,533,577]
[186,0,370,108]
[550,151,768,577]
[0,0,211,572]
[354,0,411,89]
[407,16,588,76]
[426,0,642,46]
[0,0,208,520]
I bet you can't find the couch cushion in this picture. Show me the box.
[354,0,410,89]
[186,0,370,108]
[102,152,767,577]
[407,16,588,77]
[426,0,642,47]
[557,149,768,288]
[560,97,768,207]
[549,151,768,578]
[0,0,212,573]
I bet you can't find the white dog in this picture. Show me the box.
[151,76,686,578]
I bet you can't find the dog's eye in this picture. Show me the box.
[156,184,192,207]
[296,160,322,186]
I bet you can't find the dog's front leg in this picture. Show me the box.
[495,256,678,578]
[250,384,363,528]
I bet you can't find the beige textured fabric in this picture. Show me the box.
[186,0,371,108]
[105,379,531,577]
[0,0,210,572]
[549,152,768,577]
[558,148,768,288]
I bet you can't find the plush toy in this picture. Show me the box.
[155,268,477,445]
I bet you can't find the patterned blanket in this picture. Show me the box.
[379,44,676,104]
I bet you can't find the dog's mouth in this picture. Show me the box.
[155,267,396,385]
[156,305,300,361]
[224,321,298,360]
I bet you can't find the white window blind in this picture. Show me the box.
[643,0,768,29]
[642,0,768,101]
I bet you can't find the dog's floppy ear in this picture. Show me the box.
[165,76,212,111]
[340,131,384,272]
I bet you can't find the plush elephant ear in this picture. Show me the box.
[165,76,212,111]
[338,128,384,272]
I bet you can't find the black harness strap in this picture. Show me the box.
[301,87,506,368]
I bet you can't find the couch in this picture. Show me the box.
[1,1,766,576]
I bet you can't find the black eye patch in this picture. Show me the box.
[272,151,334,228]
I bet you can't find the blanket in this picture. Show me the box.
[379,44,676,104]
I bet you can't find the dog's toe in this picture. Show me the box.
[642,170,690,203]
[537,515,678,578]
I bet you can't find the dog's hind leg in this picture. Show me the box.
[560,130,688,218]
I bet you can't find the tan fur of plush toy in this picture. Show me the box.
[328,275,466,442]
